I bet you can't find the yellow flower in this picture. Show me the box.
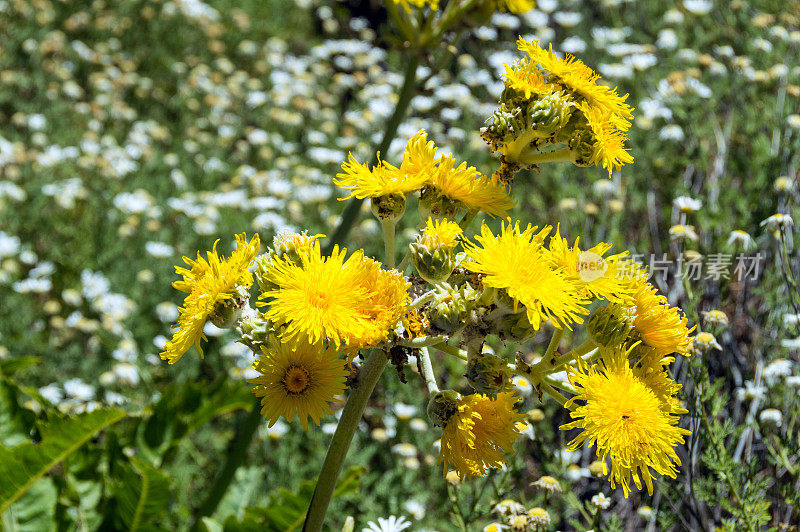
[161,233,260,364]
[498,0,536,13]
[334,153,425,200]
[392,0,439,11]
[516,38,633,124]
[259,243,409,351]
[419,217,463,250]
[439,392,524,479]
[579,102,634,176]
[399,130,438,177]
[633,351,686,415]
[423,156,515,217]
[463,222,591,330]
[504,62,560,99]
[249,336,347,430]
[627,280,693,356]
[546,227,632,303]
[561,346,690,496]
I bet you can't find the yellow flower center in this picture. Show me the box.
[308,289,330,309]
[282,365,312,395]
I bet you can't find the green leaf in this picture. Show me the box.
[0,478,57,532]
[113,456,171,532]
[0,408,126,513]
[0,380,35,447]
[222,466,365,532]
[0,358,40,377]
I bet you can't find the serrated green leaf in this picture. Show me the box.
[0,477,57,532]
[0,408,126,513]
[113,456,171,532]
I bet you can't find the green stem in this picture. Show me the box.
[382,218,397,269]
[544,328,564,360]
[402,335,449,348]
[458,209,478,231]
[517,147,573,166]
[424,0,481,45]
[324,54,421,254]
[538,380,568,405]
[385,0,417,43]
[419,347,440,393]
[502,128,547,163]
[553,339,596,367]
[303,350,388,531]
[193,397,261,522]
[432,341,468,361]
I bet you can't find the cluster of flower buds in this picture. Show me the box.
[483,38,634,181]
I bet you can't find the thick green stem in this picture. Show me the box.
[382,218,397,269]
[303,350,388,531]
[517,147,573,166]
[193,397,262,522]
[324,54,421,254]
[419,347,440,393]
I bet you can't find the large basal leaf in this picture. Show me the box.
[113,457,171,532]
[0,408,126,513]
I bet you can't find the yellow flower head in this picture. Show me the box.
[463,222,591,330]
[516,38,633,124]
[504,61,560,99]
[546,227,632,303]
[439,392,524,479]
[419,217,463,251]
[249,336,347,430]
[561,346,691,497]
[259,243,409,351]
[628,281,693,356]
[579,102,634,176]
[424,156,515,217]
[399,130,438,177]
[334,153,425,200]
[161,233,260,364]
[633,351,686,415]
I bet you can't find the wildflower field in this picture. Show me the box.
[1,0,799,530]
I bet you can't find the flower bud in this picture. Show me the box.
[427,390,461,427]
[465,351,512,398]
[528,91,573,137]
[210,285,249,328]
[430,283,479,335]
[255,231,321,292]
[587,304,635,348]
[410,225,461,285]
[237,312,274,351]
[370,193,406,222]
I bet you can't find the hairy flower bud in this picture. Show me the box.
[427,389,461,427]
[465,351,512,398]
[588,304,635,348]
[210,285,250,329]
[410,218,462,284]
[430,283,479,335]
[237,311,274,351]
[528,91,573,137]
